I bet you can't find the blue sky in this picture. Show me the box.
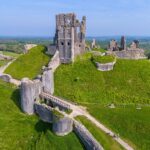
[0,0,150,36]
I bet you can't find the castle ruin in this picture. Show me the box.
[47,13,86,63]
[108,36,146,59]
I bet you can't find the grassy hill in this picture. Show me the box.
[5,45,51,80]
[0,80,84,150]
[55,53,150,105]
[54,53,150,149]
[87,104,150,150]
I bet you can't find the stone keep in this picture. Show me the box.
[48,13,86,63]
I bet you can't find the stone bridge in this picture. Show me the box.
[40,92,71,111]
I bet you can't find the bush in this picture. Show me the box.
[92,55,115,64]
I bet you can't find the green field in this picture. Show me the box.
[54,53,150,149]
[2,51,20,58]
[0,80,84,150]
[86,104,150,150]
[55,53,150,104]
[5,45,51,80]
[76,116,123,150]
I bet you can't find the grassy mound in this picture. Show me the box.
[5,45,51,80]
[55,53,150,104]
[87,104,150,150]
[0,80,84,150]
[76,116,123,150]
[54,53,150,149]
[92,55,115,63]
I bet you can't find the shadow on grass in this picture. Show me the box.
[11,88,22,111]
[35,120,52,133]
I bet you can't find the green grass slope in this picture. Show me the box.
[87,104,150,150]
[2,51,20,58]
[55,53,150,104]
[0,80,84,150]
[5,45,51,80]
[54,53,150,149]
[0,60,9,67]
[76,116,124,150]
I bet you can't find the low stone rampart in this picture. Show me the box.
[0,54,13,60]
[108,49,147,60]
[74,120,104,150]
[0,74,12,82]
[96,61,116,71]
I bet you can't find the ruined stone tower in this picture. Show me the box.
[120,36,126,50]
[48,13,86,63]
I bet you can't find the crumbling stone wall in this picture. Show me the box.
[74,120,104,150]
[0,74,12,82]
[48,51,60,72]
[20,50,59,115]
[108,40,119,51]
[107,36,146,59]
[34,100,73,136]
[34,102,53,123]
[42,69,54,94]
[0,54,13,60]
[96,61,116,71]
[110,49,146,59]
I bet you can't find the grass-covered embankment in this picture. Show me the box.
[76,116,123,150]
[5,45,51,80]
[54,53,150,149]
[0,80,84,150]
[86,104,150,150]
[55,53,150,104]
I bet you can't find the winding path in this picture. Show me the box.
[0,59,21,86]
[0,56,134,150]
[42,92,134,150]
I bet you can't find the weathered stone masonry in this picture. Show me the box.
[20,13,104,149]
[47,13,86,63]
[108,36,146,59]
